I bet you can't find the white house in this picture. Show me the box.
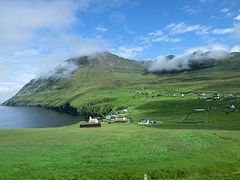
[229,105,236,109]
[120,109,128,114]
[138,119,149,125]
[106,115,116,120]
[89,116,98,123]
[116,116,127,120]
[194,108,206,112]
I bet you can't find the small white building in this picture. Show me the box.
[188,92,194,95]
[116,116,127,120]
[134,90,141,94]
[106,115,116,120]
[213,96,220,100]
[229,105,236,109]
[89,116,98,123]
[120,109,128,114]
[138,119,149,125]
[194,108,206,112]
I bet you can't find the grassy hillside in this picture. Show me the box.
[1,52,240,179]
[3,52,240,129]
[0,124,240,180]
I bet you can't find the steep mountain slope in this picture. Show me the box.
[15,52,145,96]
[3,51,240,124]
[4,52,158,113]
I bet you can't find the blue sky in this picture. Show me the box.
[0,0,240,102]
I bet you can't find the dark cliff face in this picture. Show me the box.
[3,101,79,116]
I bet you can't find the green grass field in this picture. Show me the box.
[1,124,240,180]
[1,53,240,179]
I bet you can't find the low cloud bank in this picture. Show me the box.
[148,50,232,72]
[39,61,79,81]
[38,50,105,81]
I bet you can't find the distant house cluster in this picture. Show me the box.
[79,89,239,129]
[102,109,131,123]
[133,90,162,98]
[138,119,160,125]
[132,90,212,99]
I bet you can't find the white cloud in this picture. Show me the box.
[14,49,40,56]
[110,0,131,7]
[232,22,240,39]
[0,0,126,53]
[221,8,230,13]
[166,22,210,35]
[198,0,216,3]
[212,28,234,34]
[51,34,106,58]
[234,15,240,20]
[182,5,201,15]
[0,0,115,101]
[0,87,18,94]
[228,13,234,17]
[0,87,19,103]
[184,47,209,54]
[211,44,229,51]
[151,36,182,43]
[231,45,240,52]
[148,30,164,36]
[209,22,240,39]
[149,43,239,72]
[0,0,81,53]
[185,44,231,54]
[149,49,230,72]
[147,29,181,43]
[109,11,134,34]
[112,46,144,59]
[96,26,108,32]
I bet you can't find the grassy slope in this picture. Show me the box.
[0,124,240,180]
[4,53,240,130]
[1,54,240,179]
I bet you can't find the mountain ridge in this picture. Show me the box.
[3,51,240,118]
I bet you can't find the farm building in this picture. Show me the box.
[133,90,141,94]
[188,92,194,95]
[198,92,205,96]
[138,119,149,125]
[194,108,206,112]
[120,109,128,114]
[105,115,116,120]
[228,105,236,109]
[103,115,130,123]
[80,123,101,128]
[115,116,128,120]
[213,95,220,100]
[89,116,98,123]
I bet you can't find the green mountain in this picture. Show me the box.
[4,51,153,115]
[3,51,240,129]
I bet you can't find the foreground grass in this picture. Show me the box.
[0,124,240,180]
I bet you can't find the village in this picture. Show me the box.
[80,89,239,128]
